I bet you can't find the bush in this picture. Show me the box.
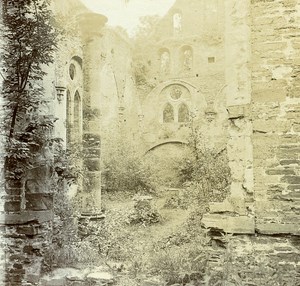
[149,239,209,284]
[179,128,231,208]
[128,195,161,225]
[102,133,157,193]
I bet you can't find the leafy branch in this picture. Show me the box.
[1,0,61,179]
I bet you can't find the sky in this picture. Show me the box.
[80,0,176,36]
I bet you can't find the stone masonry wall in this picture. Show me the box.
[251,0,300,235]
[203,1,300,284]
[1,176,54,285]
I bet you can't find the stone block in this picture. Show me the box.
[142,277,163,286]
[227,104,250,119]
[39,277,66,286]
[253,41,287,53]
[17,225,39,236]
[26,273,40,284]
[9,268,25,274]
[25,193,53,211]
[201,214,255,234]
[209,200,235,214]
[277,146,300,160]
[86,271,114,283]
[287,184,300,191]
[256,223,300,235]
[280,159,300,166]
[83,133,101,148]
[6,274,22,283]
[6,180,23,189]
[0,210,53,224]
[4,201,21,213]
[23,245,34,255]
[281,176,300,184]
[5,188,22,196]
[252,88,286,102]
[266,168,295,176]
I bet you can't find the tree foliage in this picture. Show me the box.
[133,15,160,43]
[1,0,60,179]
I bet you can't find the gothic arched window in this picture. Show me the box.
[69,63,76,80]
[163,103,174,123]
[178,103,189,123]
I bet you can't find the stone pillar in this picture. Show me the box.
[202,0,255,233]
[77,13,107,212]
[1,140,55,284]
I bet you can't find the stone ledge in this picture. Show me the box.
[256,223,300,235]
[202,214,255,234]
[0,210,53,225]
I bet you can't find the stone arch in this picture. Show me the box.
[71,55,82,68]
[146,139,188,153]
[163,102,174,123]
[142,79,207,127]
[178,103,189,123]
[68,56,83,82]
[146,79,198,99]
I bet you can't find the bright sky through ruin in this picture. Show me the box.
[80,0,176,36]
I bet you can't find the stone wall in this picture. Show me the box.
[202,0,300,284]
[1,170,54,285]
[136,0,229,184]
[251,0,300,235]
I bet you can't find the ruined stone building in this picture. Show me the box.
[1,0,300,284]
[50,0,139,210]
[136,0,228,185]
[1,0,138,284]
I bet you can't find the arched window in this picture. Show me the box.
[69,63,76,80]
[160,49,170,75]
[173,12,182,34]
[181,46,193,71]
[73,91,81,140]
[163,103,174,123]
[178,103,189,123]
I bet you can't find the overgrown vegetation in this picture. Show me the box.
[102,133,158,194]
[132,15,160,95]
[1,0,60,180]
[128,195,161,225]
[178,126,231,211]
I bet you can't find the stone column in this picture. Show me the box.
[77,13,107,213]
[202,0,255,234]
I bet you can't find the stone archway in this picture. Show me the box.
[144,140,189,188]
